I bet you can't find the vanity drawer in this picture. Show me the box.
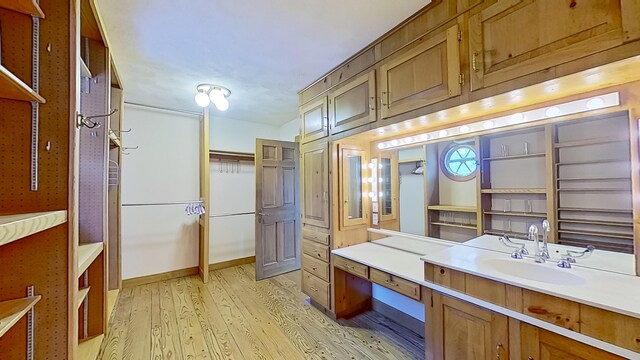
[302,229,330,245]
[303,240,330,262]
[370,268,421,300]
[333,255,368,279]
[303,270,331,309]
[302,254,330,282]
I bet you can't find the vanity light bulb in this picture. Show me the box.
[545,106,560,118]
[367,177,374,183]
[420,134,429,141]
[368,192,375,198]
[460,125,470,133]
[404,137,413,144]
[195,92,210,107]
[438,130,448,138]
[378,164,383,169]
[391,139,399,147]
[377,143,386,149]
[586,97,605,109]
[368,163,375,169]
[483,120,495,129]
[379,192,384,198]
[511,112,524,122]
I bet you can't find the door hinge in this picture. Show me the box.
[457,31,462,42]
[431,294,434,307]
[458,73,465,85]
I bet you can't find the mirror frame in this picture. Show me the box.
[340,146,369,229]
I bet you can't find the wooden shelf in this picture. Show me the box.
[427,205,477,213]
[0,65,46,103]
[431,222,477,230]
[557,177,630,182]
[556,188,630,192]
[0,296,41,338]
[109,132,121,147]
[558,229,633,240]
[481,188,546,194]
[556,158,628,166]
[558,219,632,227]
[79,57,92,79]
[0,211,68,248]
[0,0,44,17]
[78,243,103,277]
[484,229,529,239]
[76,287,91,309]
[481,153,545,161]
[484,211,547,218]
[209,150,254,162]
[554,135,628,148]
[558,207,633,214]
[398,158,424,164]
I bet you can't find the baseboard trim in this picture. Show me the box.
[209,256,255,271]
[372,299,425,337]
[122,267,199,288]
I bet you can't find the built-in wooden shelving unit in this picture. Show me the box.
[0,211,67,247]
[553,135,627,148]
[430,222,477,230]
[0,65,46,103]
[427,205,476,213]
[483,211,547,218]
[0,0,44,17]
[481,188,546,194]
[76,287,91,309]
[78,243,103,276]
[481,153,545,161]
[0,296,41,338]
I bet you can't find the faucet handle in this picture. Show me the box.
[499,235,529,255]
[557,258,572,269]
[564,245,595,260]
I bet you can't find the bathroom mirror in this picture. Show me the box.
[340,147,368,228]
[379,153,398,221]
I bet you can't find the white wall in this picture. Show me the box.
[121,104,201,279]
[278,117,300,142]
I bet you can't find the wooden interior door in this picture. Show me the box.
[255,139,301,280]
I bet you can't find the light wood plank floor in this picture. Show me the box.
[97,264,424,359]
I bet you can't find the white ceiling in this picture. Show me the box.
[97,0,430,125]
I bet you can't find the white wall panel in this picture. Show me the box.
[372,284,424,321]
[122,205,199,279]
[209,214,255,263]
[210,162,255,215]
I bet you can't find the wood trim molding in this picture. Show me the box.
[209,256,256,271]
[122,267,199,288]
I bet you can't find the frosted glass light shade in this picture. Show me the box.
[214,96,229,111]
[195,92,210,107]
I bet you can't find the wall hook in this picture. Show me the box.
[110,128,132,134]
[77,109,118,129]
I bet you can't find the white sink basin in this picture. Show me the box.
[482,258,587,286]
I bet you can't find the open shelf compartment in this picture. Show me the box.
[0,211,68,248]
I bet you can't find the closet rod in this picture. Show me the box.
[124,101,203,116]
[123,200,203,207]
[210,212,255,218]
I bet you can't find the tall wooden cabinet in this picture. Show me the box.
[328,70,376,134]
[301,142,331,228]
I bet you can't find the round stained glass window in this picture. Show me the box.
[442,144,477,180]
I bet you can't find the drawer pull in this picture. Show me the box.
[346,265,355,270]
[384,279,399,287]
[310,287,318,292]
[311,266,317,270]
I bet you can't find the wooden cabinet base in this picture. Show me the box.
[333,267,372,318]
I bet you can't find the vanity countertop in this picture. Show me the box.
[420,244,640,319]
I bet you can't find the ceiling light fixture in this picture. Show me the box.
[376,92,619,150]
[195,84,232,111]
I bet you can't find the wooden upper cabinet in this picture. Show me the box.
[468,0,633,91]
[427,292,509,360]
[380,24,462,119]
[300,96,328,144]
[301,141,330,228]
[329,70,376,134]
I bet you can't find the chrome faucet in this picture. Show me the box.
[541,220,551,260]
[528,224,543,263]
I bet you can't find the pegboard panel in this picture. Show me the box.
[79,38,108,244]
[0,225,69,359]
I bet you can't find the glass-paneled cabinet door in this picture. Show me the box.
[340,146,369,228]
[379,151,398,221]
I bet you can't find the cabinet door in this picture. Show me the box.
[379,24,461,119]
[518,322,624,360]
[301,141,330,228]
[468,0,627,91]
[301,97,328,143]
[426,292,509,360]
[329,70,376,134]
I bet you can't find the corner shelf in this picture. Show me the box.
[427,205,477,213]
[0,211,68,248]
[78,243,103,277]
[0,296,41,338]
[79,57,92,79]
[481,153,545,161]
[108,131,121,147]
[76,287,91,309]
[484,211,547,218]
[0,0,44,18]
[481,188,546,194]
[0,65,46,103]
[431,222,477,230]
